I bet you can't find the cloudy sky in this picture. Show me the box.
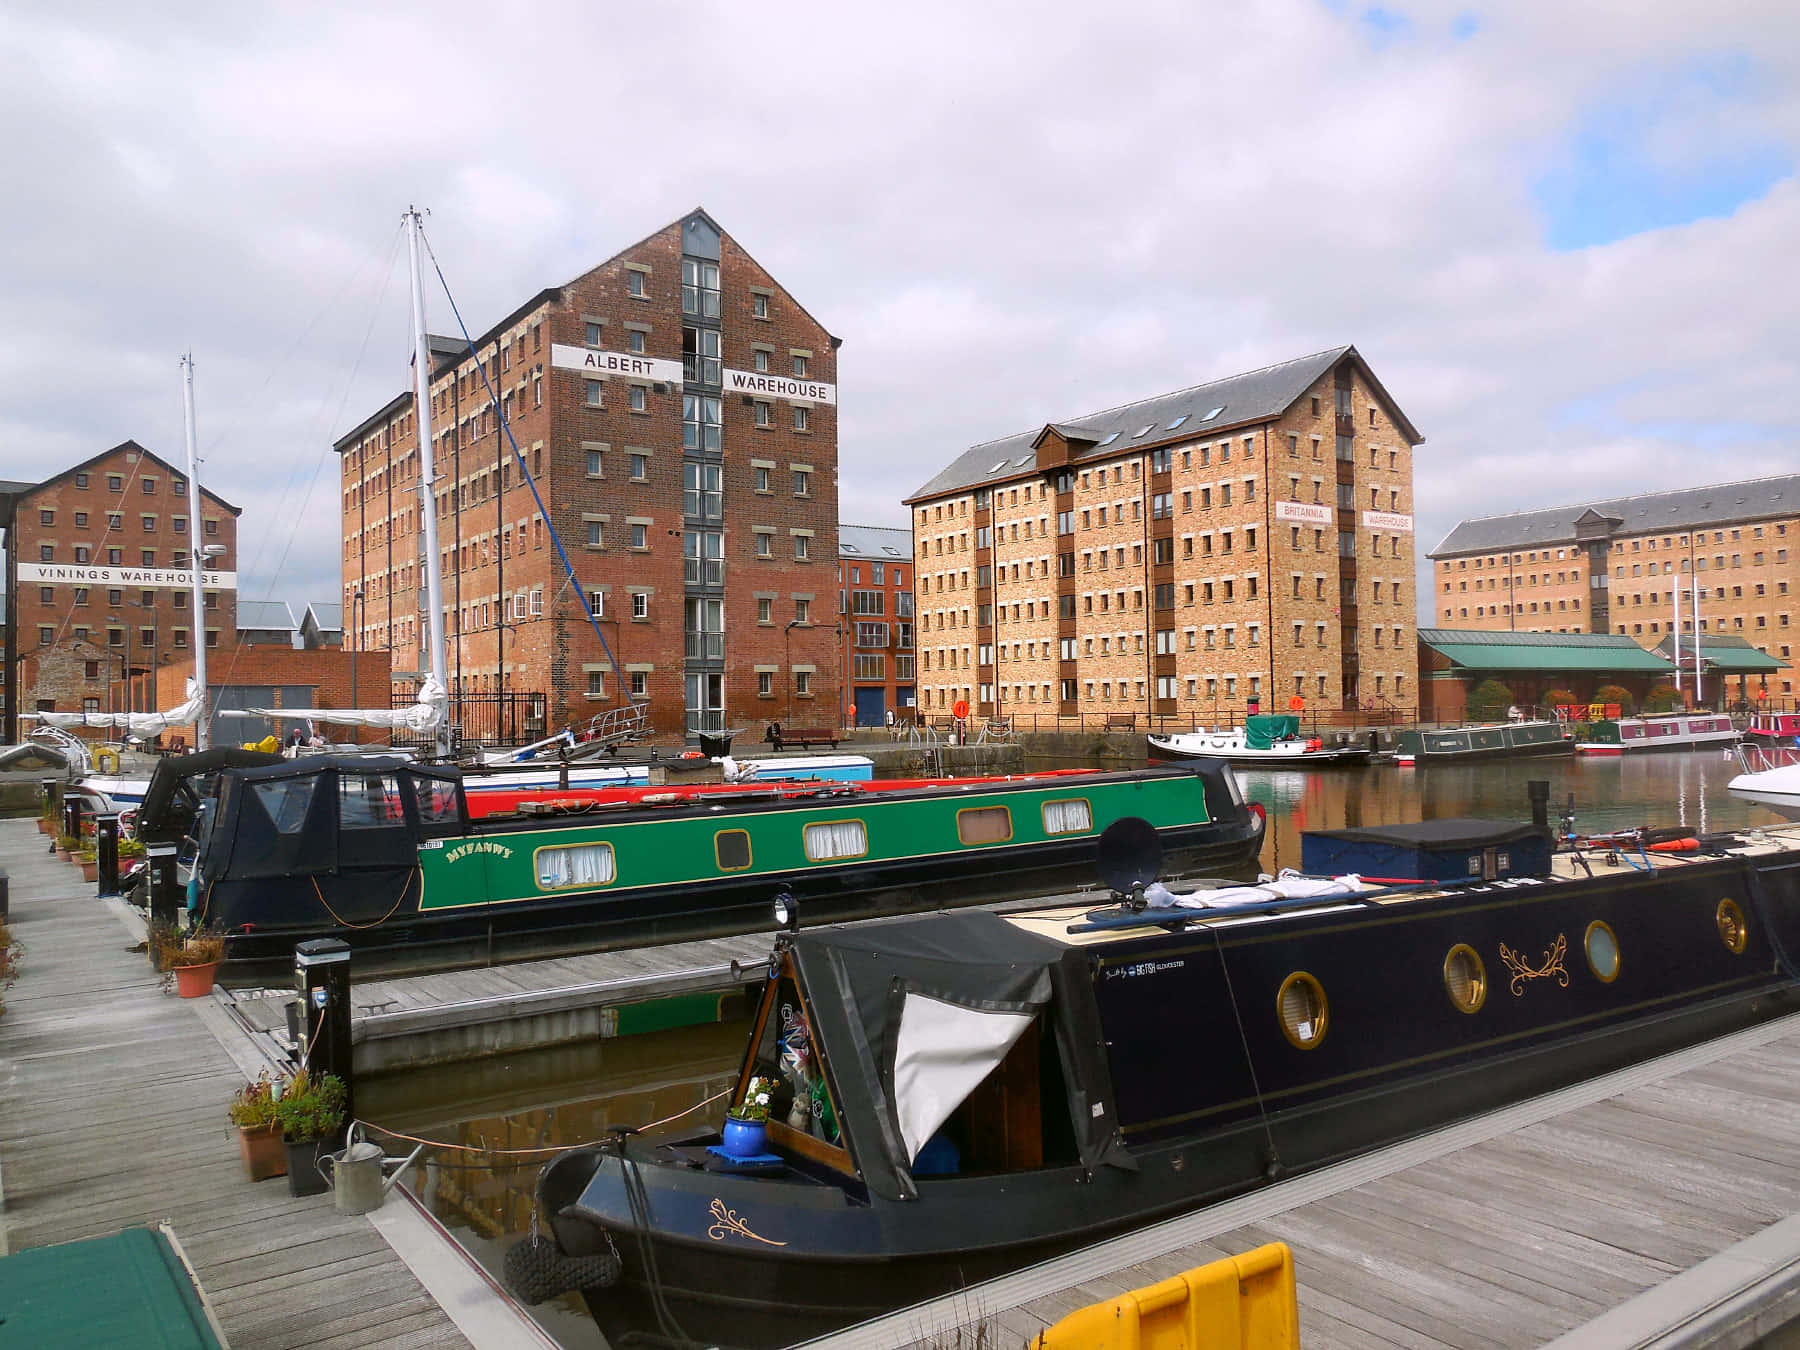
[3,1,1795,621]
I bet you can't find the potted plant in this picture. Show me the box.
[721,1075,775,1158]
[228,1075,287,1181]
[54,833,79,862]
[76,846,99,884]
[275,1069,348,1197]
[160,930,225,998]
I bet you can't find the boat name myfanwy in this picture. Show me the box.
[444,840,516,864]
[723,369,838,405]
[549,343,685,385]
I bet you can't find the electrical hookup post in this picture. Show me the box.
[295,938,354,1145]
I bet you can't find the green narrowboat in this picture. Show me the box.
[170,758,1265,979]
[1394,718,1574,763]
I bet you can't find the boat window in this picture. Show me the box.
[1583,921,1620,983]
[956,806,1013,846]
[535,842,616,890]
[1276,972,1328,1049]
[1041,798,1092,835]
[252,778,317,835]
[339,773,405,829]
[1716,899,1748,954]
[922,1013,1079,1175]
[1443,945,1487,1014]
[715,829,752,871]
[413,777,461,827]
[744,966,849,1165]
[803,819,867,861]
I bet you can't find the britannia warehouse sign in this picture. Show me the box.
[18,563,240,589]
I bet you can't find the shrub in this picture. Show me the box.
[1542,688,1577,710]
[1593,684,1634,715]
[275,1069,347,1142]
[1466,679,1515,721]
[1642,685,1681,714]
[228,1076,281,1130]
[149,923,223,971]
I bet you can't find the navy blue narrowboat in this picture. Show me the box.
[522,810,1800,1348]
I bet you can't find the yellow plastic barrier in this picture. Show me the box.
[93,746,121,773]
[1032,1241,1298,1350]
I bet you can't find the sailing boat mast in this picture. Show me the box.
[180,354,209,749]
[405,207,452,758]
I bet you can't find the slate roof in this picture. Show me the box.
[236,600,298,634]
[906,345,1422,504]
[303,602,344,633]
[1417,628,1671,674]
[838,524,912,560]
[1431,474,1800,558]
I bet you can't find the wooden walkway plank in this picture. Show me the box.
[0,820,471,1350]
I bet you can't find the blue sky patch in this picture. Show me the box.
[1535,59,1790,251]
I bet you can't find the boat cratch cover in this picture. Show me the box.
[1244,714,1300,750]
[787,910,1132,1201]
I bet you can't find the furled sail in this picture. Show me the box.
[29,679,205,738]
[217,673,447,732]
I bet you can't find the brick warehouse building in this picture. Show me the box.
[9,441,240,719]
[1429,476,1799,695]
[905,347,1423,722]
[838,524,915,726]
[336,209,840,738]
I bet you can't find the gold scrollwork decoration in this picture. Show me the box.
[1499,934,1569,996]
[707,1197,788,1247]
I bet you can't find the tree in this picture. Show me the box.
[1466,678,1514,721]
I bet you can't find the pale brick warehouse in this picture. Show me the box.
[336,209,841,739]
[905,347,1424,722]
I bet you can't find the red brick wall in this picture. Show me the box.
[146,645,393,745]
[339,213,840,740]
[14,442,240,714]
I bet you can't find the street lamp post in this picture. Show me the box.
[350,590,365,714]
[784,619,801,727]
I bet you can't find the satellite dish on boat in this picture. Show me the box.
[1097,816,1162,900]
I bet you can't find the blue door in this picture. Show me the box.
[854,687,887,727]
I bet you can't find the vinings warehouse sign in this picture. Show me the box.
[18,563,239,589]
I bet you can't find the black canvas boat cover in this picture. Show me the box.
[788,910,1131,1202]
[1303,818,1548,849]
[136,748,283,844]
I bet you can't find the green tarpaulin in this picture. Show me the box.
[0,1226,224,1349]
[1245,714,1300,750]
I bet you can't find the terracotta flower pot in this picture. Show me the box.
[237,1124,287,1181]
[80,861,98,883]
[174,961,219,998]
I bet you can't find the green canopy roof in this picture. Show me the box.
[1652,635,1787,673]
[1418,628,1672,675]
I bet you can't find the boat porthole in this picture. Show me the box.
[1276,972,1329,1050]
[1443,944,1487,1014]
[1584,921,1621,984]
[1716,899,1749,955]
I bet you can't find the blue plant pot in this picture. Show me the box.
[721,1117,767,1159]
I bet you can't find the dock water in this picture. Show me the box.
[0,819,506,1349]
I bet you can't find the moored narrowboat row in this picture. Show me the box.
[525,816,1800,1348]
[157,756,1264,980]
[1393,718,1574,763]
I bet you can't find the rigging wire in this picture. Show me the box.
[417,222,624,694]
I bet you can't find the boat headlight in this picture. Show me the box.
[773,891,800,932]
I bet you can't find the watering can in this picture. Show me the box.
[319,1125,425,1215]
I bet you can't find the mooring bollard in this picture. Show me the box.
[95,813,121,899]
[146,843,180,929]
[295,938,354,1142]
[62,793,87,846]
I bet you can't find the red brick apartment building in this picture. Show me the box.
[1430,476,1800,673]
[905,347,1423,722]
[337,209,841,738]
[838,524,915,726]
[9,441,240,718]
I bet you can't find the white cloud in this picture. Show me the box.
[0,0,1795,625]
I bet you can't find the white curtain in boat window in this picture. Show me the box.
[536,842,616,889]
[804,820,867,861]
[892,992,1035,1165]
[1042,798,1092,834]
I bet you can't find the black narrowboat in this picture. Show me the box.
[524,813,1800,1348]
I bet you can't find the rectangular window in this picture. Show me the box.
[630,670,648,698]
[793,405,810,432]
[632,592,649,619]
[535,842,616,890]
[1043,798,1092,834]
[586,380,604,408]
[794,469,811,497]
[630,453,649,481]
[715,830,752,871]
[795,534,810,560]
[752,293,769,319]
[804,819,868,861]
[629,385,648,413]
[956,806,1013,845]
[586,520,605,548]
[630,523,648,549]
[683,394,723,451]
[680,258,719,317]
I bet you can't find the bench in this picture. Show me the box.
[1105,713,1138,731]
[767,729,840,751]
